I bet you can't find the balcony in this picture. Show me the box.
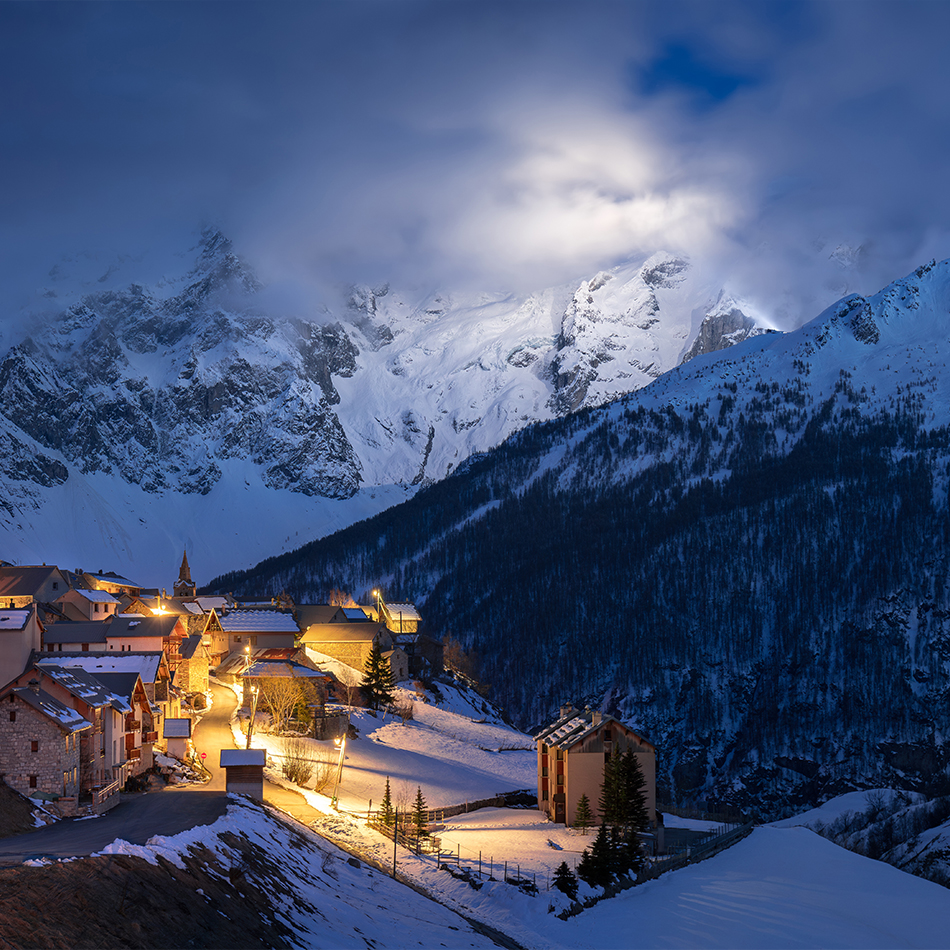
[127,748,141,761]
[143,731,158,743]
[125,718,141,731]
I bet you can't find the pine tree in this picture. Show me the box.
[617,749,650,835]
[586,823,613,888]
[360,643,396,711]
[599,755,621,826]
[574,793,594,834]
[412,785,428,838]
[576,848,595,886]
[552,861,578,900]
[379,776,395,827]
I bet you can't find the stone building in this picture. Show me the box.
[0,682,89,800]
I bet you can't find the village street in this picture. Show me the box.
[0,682,322,866]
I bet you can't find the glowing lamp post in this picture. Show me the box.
[246,683,260,750]
[330,733,347,809]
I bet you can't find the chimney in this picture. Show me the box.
[28,678,40,694]
[591,710,602,726]
[560,702,575,719]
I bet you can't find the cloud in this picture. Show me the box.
[1,1,949,328]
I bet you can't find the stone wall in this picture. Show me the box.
[0,697,81,799]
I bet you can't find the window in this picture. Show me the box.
[94,604,99,613]
[556,749,563,761]
[556,773,563,785]
[8,711,15,722]
[81,643,89,652]
[31,740,38,753]
[28,776,37,789]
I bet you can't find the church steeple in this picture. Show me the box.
[174,547,196,598]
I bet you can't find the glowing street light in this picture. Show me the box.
[246,683,260,750]
[330,732,347,809]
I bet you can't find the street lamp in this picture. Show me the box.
[330,732,347,809]
[246,683,260,750]
[372,588,382,621]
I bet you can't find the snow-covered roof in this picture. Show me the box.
[383,603,421,622]
[245,660,326,679]
[533,707,654,751]
[37,664,128,711]
[86,571,141,588]
[181,602,202,614]
[0,609,31,630]
[195,596,228,612]
[13,687,93,733]
[73,589,120,604]
[220,609,299,633]
[163,718,192,738]
[342,606,369,621]
[38,652,163,685]
[220,749,266,767]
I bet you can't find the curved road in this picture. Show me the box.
[0,681,323,865]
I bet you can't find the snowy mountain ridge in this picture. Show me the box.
[0,230,762,579]
[211,257,950,813]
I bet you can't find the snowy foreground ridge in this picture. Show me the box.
[98,799,950,950]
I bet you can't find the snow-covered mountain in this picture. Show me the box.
[0,229,761,580]
[212,258,950,813]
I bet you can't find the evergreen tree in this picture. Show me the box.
[586,823,613,888]
[360,643,396,711]
[599,755,621,826]
[379,776,395,827]
[412,785,429,838]
[552,861,578,900]
[617,749,650,835]
[576,848,595,886]
[573,793,594,834]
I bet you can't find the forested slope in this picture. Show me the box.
[210,260,950,814]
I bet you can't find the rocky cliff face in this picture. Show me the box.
[0,230,764,577]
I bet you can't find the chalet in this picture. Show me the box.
[534,704,657,828]
[52,588,119,622]
[0,606,43,689]
[37,651,177,729]
[42,621,110,653]
[297,604,394,671]
[79,570,142,598]
[0,565,69,608]
[380,602,421,634]
[105,614,187,653]
[0,680,89,801]
[218,608,299,656]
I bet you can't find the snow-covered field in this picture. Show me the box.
[191,682,950,948]
[236,682,536,812]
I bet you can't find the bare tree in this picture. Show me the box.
[335,664,363,707]
[328,588,359,608]
[258,676,323,733]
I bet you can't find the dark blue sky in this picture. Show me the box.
[2,0,949,325]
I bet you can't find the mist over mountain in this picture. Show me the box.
[208,258,950,815]
[0,229,761,580]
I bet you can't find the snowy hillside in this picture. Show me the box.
[213,258,950,813]
[97,799,950,950]
[0,230,761,580]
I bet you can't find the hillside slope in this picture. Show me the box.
[209,259,950,814]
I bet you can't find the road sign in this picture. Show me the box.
[200,752,207,760]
